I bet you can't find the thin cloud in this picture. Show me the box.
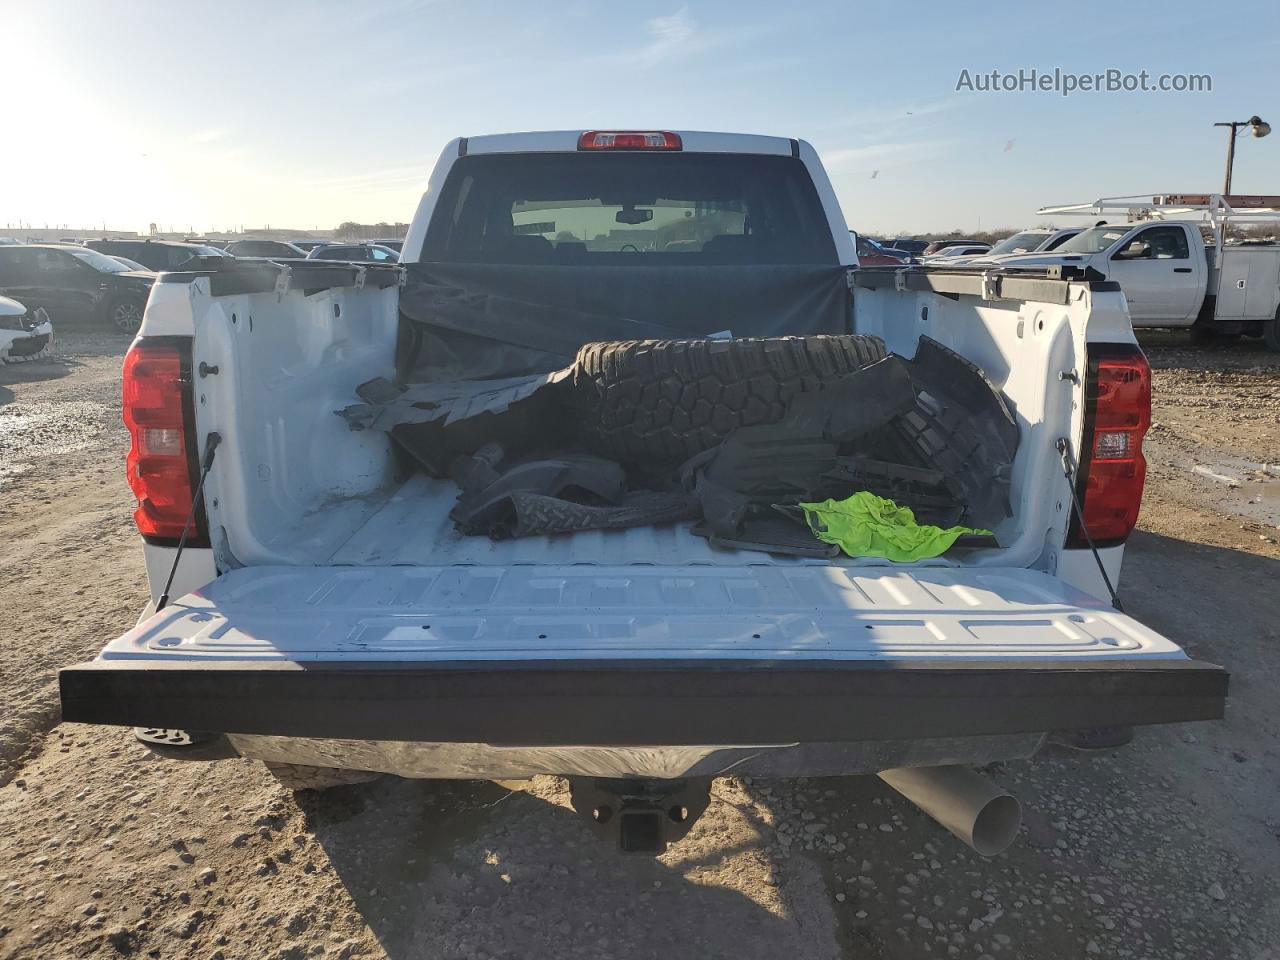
[590,8,764,71]
[189,129,227,144]
[813,98,963,136]
[620,8,704,66]
[298,165,427,190]
[821,141,946,169]
[644,9,697,60]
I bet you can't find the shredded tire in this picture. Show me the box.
[572,335,888,462]
[264,761,382,791]
[496,490,701,538]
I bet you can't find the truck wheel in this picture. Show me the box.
[572,335,888,463]
[135,728,239,761]
[1266,312,1280,352]
[106,296,145,334]
[1189,295,1226,344]
[1188,317,1218,345]
[264,761,382,791]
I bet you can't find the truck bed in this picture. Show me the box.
[180,261,1110,578]
[327,473,838,567]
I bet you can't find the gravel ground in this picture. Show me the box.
[1,331,1278,960]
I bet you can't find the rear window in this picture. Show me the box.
[313,246,360,260]
[64,248,131,273]
[989,232,1046,255]
[1056,227,1129,255]
[423,152,837,265]
[87,241,206,271]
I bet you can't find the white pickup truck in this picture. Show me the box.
[1013,195,1280,348]
[60,131,1226,855]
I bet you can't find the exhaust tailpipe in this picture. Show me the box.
[878,765,1021,856]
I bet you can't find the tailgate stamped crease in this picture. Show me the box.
[106,564,1182,663]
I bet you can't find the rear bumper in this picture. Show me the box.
[60,656,1227,748]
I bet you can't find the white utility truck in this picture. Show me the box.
[1026,194,1280,347]
[59,131,1226,855]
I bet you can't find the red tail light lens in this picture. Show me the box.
[578,130,682,151]
[1067,344,1151,547]
[123,341,205,543]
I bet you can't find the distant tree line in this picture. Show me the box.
[335,221,410,240]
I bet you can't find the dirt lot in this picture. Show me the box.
[1,331,1278,960]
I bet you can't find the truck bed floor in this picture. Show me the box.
[327,473,830,567]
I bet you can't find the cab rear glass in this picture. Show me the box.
[423,152,837,265]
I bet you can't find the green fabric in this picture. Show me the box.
[799,491,992,562]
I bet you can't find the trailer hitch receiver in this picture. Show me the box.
[569,777,712,854]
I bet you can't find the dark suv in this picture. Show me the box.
[0,245,154,333]
[83,239,227,272]
[224,239,307,258]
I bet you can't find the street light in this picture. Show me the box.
[1213,115,1271,194]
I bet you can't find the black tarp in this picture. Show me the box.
[397,262,852,382]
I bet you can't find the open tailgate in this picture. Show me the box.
[60,565,1227,746]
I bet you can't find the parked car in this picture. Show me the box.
[106,255,152,272]
[938,228,1087,268]
[851,231,910,265]
[922,243,993,263]
[0,295,54,362]
[0,244,153,332]
[223,239,307,258]
[880,237,929,256]
[60,130,1225,858]
[1024,194,1280,346]
[986,228,1081,255]
[306,242,400,263]
[84,239,228,273]
[370,239,405,253]
[922,239,990,256]
[291,240,328,253]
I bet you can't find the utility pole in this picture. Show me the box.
[1213,116,1271,194]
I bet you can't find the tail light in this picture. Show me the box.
[578,131,682,151]
[1067,343,1151,547]
[122,339,206,544]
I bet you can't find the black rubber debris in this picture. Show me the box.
[895,336,1020,530]
[485,491,701,540]
[690,517,840,559]
[684,355,920,537]
[450,454,629,536]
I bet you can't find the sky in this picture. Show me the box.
[3,0,1278,235]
